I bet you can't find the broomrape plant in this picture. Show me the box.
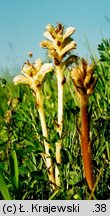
[71,58,97,191]
[40,23,77,186]
[13,58,55,190]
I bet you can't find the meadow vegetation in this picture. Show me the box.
[0,24,110,200]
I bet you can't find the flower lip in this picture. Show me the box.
[45,24,57,39]
[63,27,76,41]
[60,41,77,57]
[13,75,29,85]
[40,40,54,50]
[43,31,55,42]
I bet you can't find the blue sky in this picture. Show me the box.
[0,0,110,74]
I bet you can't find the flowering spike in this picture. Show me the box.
[41,23,77,64]
[13,59,53,92]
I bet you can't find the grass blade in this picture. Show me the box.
[9,150,19,191]
[0,170,11,200]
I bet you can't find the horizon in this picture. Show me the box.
[0,0,110,75]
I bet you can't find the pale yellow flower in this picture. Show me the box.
[40,23,77,65]
[13,59,53,92]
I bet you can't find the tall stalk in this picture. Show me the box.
[35,88,55,190]
[80,101,94,190]
[71,58,97,191]
[41,23,76,187]
[57,66,63,139]
[55,65,64,187]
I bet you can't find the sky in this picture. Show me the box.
[0,0,110,75]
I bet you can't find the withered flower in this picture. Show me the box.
[71,58,97,105]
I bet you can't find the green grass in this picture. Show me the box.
[0,38,110,200]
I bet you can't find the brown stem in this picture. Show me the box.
[80,103,94,191]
